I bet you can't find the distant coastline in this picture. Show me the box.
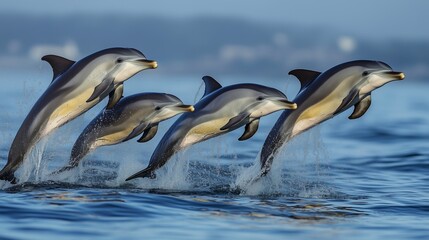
[0,14,427,80]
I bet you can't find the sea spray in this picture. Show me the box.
[15,138,48,183]
[236,126,334,196]
[127,150,193,191]
[114,154,146,186]
[8,75,48,183]
[128,135,242,192]
[186,135,244,191]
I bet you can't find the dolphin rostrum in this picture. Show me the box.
[126,76,297,181]
[0,48,157,182]
[55,93,194,173]
[257,60,405,178]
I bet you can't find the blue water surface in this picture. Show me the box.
[0,69,428,240]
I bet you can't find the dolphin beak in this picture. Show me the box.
[175,104,195,112]
[136,59,158,69]
[277,99,298,110]
[385,71,405,80]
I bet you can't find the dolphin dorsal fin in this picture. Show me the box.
[288,69,321,91]
[202,76,222,98]
[41,55,75,81]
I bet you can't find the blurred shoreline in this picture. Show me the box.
[0,14,428,80]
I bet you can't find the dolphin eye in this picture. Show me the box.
[116,58,123,63]
[362,71,369,77]
[155,106,161,111]
[257,96,265,101]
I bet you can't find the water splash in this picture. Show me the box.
[235,127,334,196]
[3,120,337,198]
[14,138,49,183]
[127,150,193,191]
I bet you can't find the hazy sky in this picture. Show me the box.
[2,0,429,40]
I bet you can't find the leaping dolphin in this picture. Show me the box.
[55,93,194,173]
[126,76,297,181]
[257,60,405,178]
[0,48,157,182]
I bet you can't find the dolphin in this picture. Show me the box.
[0,47,157,182]
[55,93,194,173]
[125,76,297,181]
[257,60,405,178]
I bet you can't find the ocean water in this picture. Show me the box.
[0,69,428,240]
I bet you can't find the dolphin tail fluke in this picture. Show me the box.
[0,168,17,184]
[248,167,270,185]
[125,168,156,181]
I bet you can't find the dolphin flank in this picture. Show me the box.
[126,76,297,181]
[54,92,193,173]
[257,60,405,179]
[0,48,157,183]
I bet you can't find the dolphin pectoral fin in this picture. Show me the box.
[106,83,124,109]
[288,69,321,91]
[42,54,76,81]
[123,122,149,142]
[137,124,158,143]
[238,118,260,141]
[220,113,250,131]
[201,76,222,98]
[334,89,359,115]
[349,94,372,119]
[86,77,114,103]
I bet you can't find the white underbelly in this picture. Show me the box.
[44,87,95,135]
[94,131,129,148]
[291,96,341,136]
[180,117,230,148]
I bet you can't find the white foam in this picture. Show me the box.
[2,122,335,198]
[236,127,333,196]
[14,138,48,183]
